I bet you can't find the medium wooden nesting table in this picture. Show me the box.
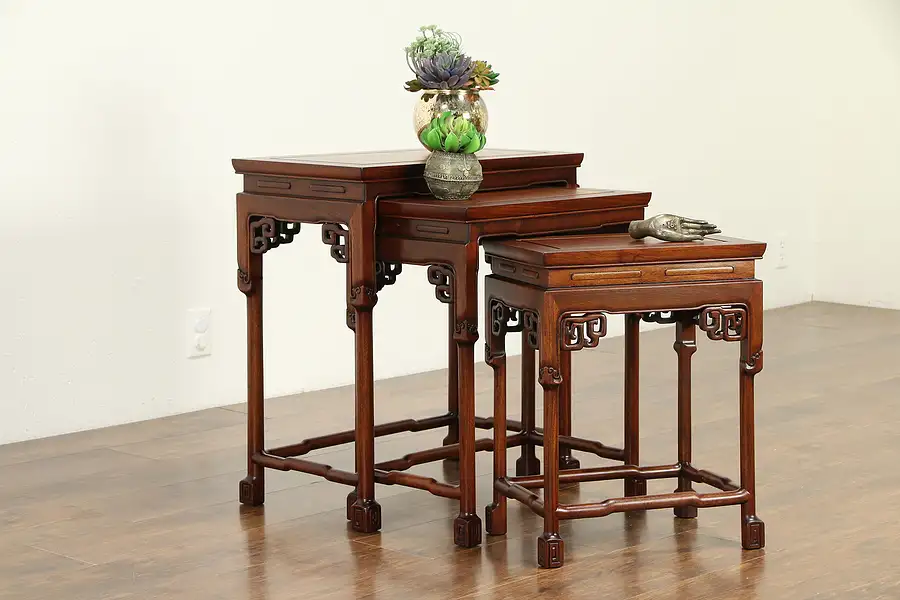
[232,149,650,546]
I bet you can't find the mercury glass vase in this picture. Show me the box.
[423,151,483,201]
[414,89,488,148]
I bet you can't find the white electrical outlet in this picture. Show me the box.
[186,308,212,358]
[776,234,788,270]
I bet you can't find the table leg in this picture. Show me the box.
[443,303,460,448]
[347,205,381,533]
[238,251,265,507]
[452,242,482,548]
[740,288,765,549]
[624,314,646,497]
[485,300,508,536]
[516,336,541,477]
[674,316,698,518]
[559,350,580,470]
[537,310,564,568]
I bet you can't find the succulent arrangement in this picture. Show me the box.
[420,111,486,154]
[405,26,493,200]
[404,25,499,92]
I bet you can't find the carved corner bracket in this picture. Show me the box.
[376,261,402,291]
[321,223,349,263]
[427,265,477,343]
[490,299,539,349]
[523,312,539,350]
[426,265,453,303]
[250,217,302,255]
[490,300,522,335]
[698,306,746,341]
[561,312,608,351]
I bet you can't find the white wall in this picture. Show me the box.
[1,0,892,444]
[811,1,900,309]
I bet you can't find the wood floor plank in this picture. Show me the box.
[0,408,246,468]
[1,302,898,599]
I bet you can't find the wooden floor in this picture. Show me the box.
[2,302,900,599]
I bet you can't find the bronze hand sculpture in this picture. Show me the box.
[629,214,721,242]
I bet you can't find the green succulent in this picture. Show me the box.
[420,111,486,154]
[467,60,499,90]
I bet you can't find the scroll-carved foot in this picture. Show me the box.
[624,479,647,498]
[349,499,382,534]
[742,516,765,550]
[485,503,507,536]
[346,490,358,521]
[537,533,565,568]
[238,475,264,506]
[453,513,483,548]
[516,452,541,477]
[675,505,698,519]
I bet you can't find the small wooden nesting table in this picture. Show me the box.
[482,233,767,567]
[232,149,650,547]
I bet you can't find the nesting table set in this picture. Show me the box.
[233,149,766,568]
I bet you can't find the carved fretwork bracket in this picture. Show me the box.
[561,313,608,351]
[250,217,302,254]
[523,312,539,350]
[490,299,539,349]
[742,350,764,375]
[698,306,746,341]
[376,261,402,291]
[424,264,477,342]
[426,265,453,303]
[321,223,349,263]
[491,301,523,334]
[346,308,356,331]
[538,366,563,387]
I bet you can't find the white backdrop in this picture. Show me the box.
[1,0,897,444]
[809,2,900,309]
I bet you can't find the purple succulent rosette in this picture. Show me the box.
[413,53,475,90]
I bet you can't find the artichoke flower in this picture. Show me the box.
[411,53,475,90]
[420,111,486,154]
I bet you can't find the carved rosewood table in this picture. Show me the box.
[232,149,650,547]
[482,234,767,567]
